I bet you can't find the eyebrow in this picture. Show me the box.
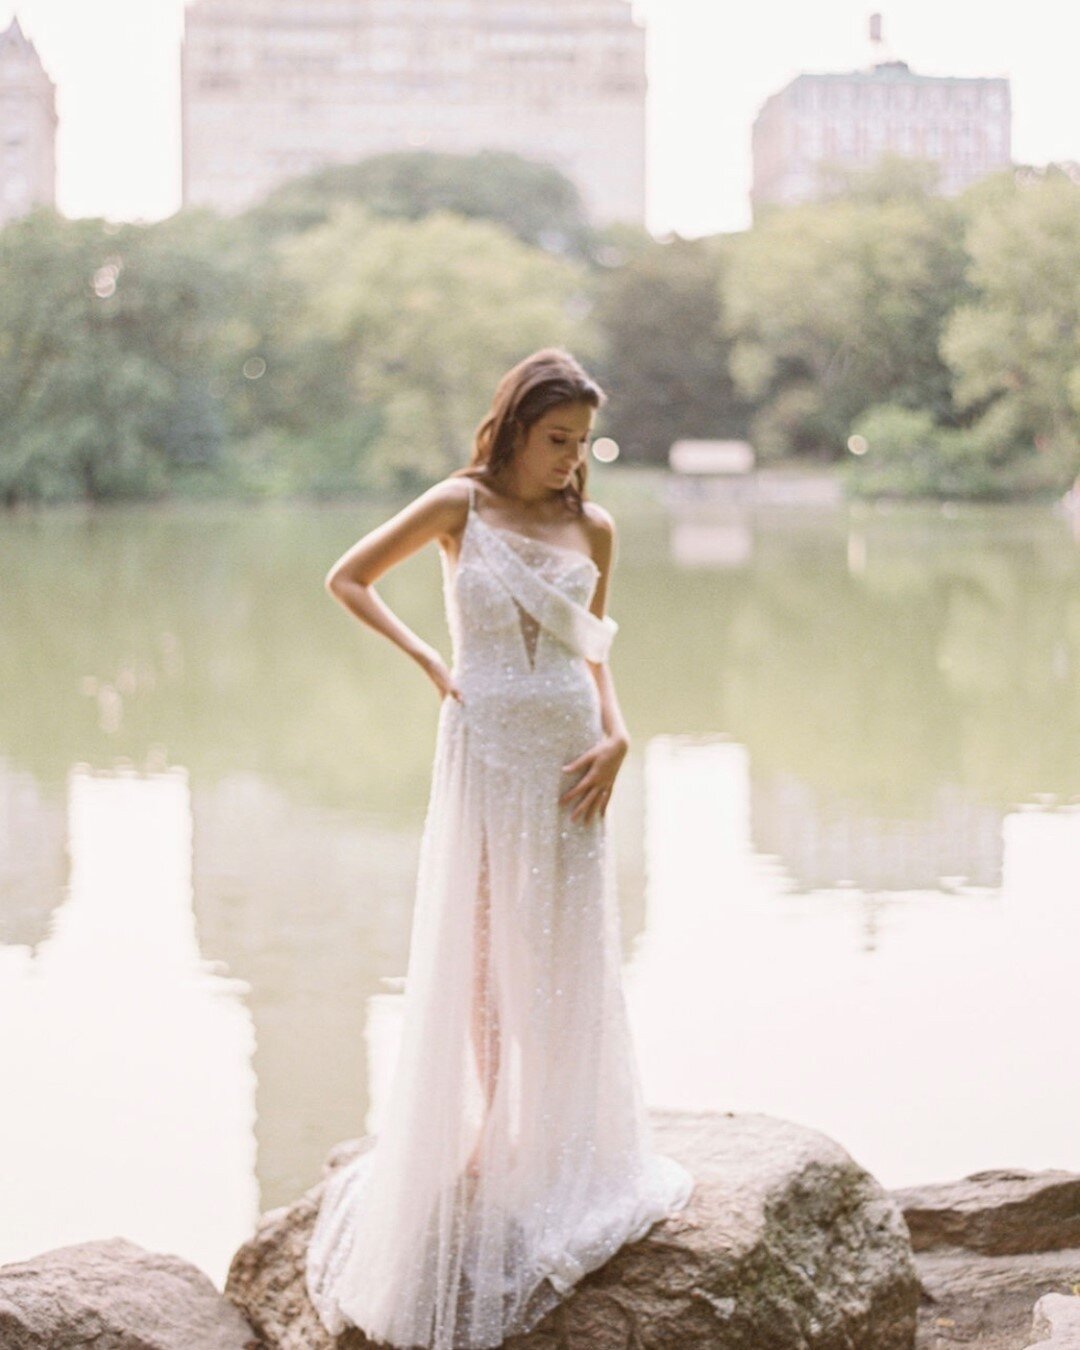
[549,425,591,433]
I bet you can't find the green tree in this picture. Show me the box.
[841,403,1010,499]
[815,150,943,206]
[940,166,1080,491]
[241,148,600,263]
[724,180,969,460]
[0,208,252,503]
[276,204,601,488]
[592,234,752,463]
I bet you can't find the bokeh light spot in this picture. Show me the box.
[592,437,619,463]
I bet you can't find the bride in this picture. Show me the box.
[305,347,694,1348]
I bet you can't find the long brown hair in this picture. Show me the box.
[454,348,607,514]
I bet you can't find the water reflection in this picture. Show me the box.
[669,518,752,568]
[1,497,1079,1283]
[0,763,66,948]
[629,734,1080,1190]
[0,766,256,1284]
[191,772,422,1203]
[750,773,1004,891]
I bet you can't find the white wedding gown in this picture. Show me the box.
[305,476,694,1348]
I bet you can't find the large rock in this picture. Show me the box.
[889,1168,1080,1350]
[225,1108,918,1349]
[896,1169,1080,1256]
[1031,1292,1080,1348]
[0,1236,260,1350]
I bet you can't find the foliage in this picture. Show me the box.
[814,150,944,205]
[843,402,1076,500]
[591,234,752,463]
[0,193,597,503]
[723,161,969,461]
[241,148,600,262]
[0,208,251,503]
[275,204,599,490]
[842,404,998,498]
[939,167,1080,491]
[843,167,1080,499]
[3,149,1080,506]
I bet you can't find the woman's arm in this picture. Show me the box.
[325,477,467,703]
[559,503,630,823]
[586,504,630,748]
[589,662,630,751]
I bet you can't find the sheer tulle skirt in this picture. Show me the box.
[306,682,694,1350]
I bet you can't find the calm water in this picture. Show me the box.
[2,489,1079,1287]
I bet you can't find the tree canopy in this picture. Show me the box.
[1,150,1077,505]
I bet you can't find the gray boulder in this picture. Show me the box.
[889,1168,1080,1350]
[1031,1292,1080,1348]
[0,1235,260,1350]
[225,1108,918,1348]
[896,1169,1080,1256]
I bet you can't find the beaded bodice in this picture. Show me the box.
[436,478,618,769]
[439,478,617,679]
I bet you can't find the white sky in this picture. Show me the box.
[3,0,1078,237]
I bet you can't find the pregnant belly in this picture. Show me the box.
[450,666,601,771]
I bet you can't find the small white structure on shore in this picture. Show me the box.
[666,438,843,506]
[669,439,756,476]
[667,439,757,506]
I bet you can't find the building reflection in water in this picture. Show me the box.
[750,773,1005,893]
[3,740,1077,1279]
[0,765,257,1286]
[669,518,753,569]
[190,773,424,1203]
[0,760,67,949]
[627,733,1080,1190]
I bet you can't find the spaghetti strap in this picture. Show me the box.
[465,477,476,514]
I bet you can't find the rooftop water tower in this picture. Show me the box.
[867,12,906,72]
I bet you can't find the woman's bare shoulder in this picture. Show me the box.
[419,475,478,549]
[581,499,616,560]
[581,498,615,531]
[419,474,473,521]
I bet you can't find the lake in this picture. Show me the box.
[2,483,1079,1288]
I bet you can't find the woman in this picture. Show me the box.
[305,347,694,1348]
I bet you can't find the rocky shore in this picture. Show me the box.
[1,1110,1077,1349]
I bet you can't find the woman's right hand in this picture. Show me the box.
[418,647,464,704]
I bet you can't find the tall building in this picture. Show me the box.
[181,0,646,227]
[751,16,1011,215]
[0,15,57,226]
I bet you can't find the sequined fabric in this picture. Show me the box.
[305,478,694,1349]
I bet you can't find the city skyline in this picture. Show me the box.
[1,0,1077,237]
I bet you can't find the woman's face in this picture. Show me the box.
[513,401,596,492]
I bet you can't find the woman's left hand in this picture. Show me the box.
[559,734,629,824]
